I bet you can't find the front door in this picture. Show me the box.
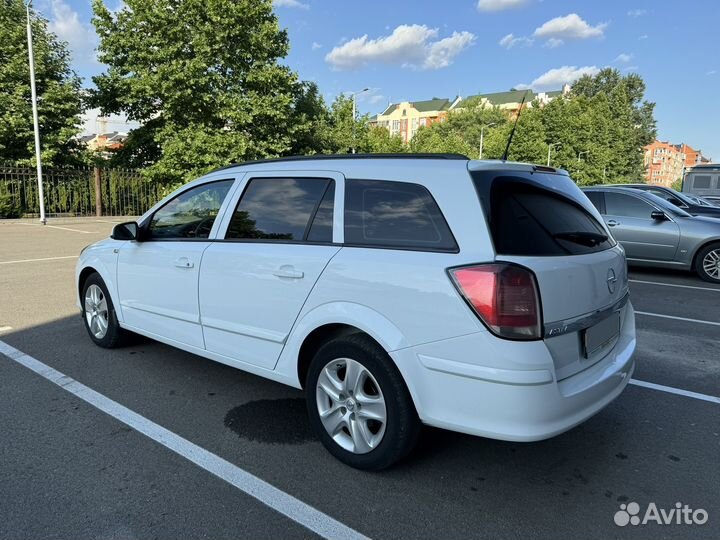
[200,174,342,369]
[117,179,235,348]
[603,191,680,261]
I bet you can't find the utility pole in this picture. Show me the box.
[479,123,496,159]
[26,1,46,224]
[547,142,561,166]
[351,88,369,154]
[578,150,589,162]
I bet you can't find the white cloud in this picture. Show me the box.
[707,70,717,76]
[273,0,309,9]
[622,66,639,72]
[615,53,633,63]
[325,25,475,70]
[638,34,649,40]
[46,0,98,68]
[517,65,600,91]
[368,94,386,105]
[627,9,647,17]
[544,38,564,48]
[311,42,322,50]
[499,33,533,49]
[477,0,529,11]
[533,13,607,45]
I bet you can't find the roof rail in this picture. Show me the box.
[211,153,469,173]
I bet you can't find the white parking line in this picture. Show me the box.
[14,222,95,234]
[635,311,720,327]
[630,379,720,405]
[0,326,12,332]
[629,279,720,292]
[0,340,368,540]
[0,255,78,265]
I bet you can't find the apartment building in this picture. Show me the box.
[674,143,711,167]
[370,85,570,142]
[644,140,686,187]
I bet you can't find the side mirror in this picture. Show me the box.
[111,221,139,240]
[651,211,668,221]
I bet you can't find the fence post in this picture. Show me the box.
[94,166,102,217]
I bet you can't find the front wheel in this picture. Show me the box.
[695,243,720,283]
[305,334,421,470]
[81,273,126,348]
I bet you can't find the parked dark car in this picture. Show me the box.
[614,184,720,218]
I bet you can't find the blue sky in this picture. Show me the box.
[36,0,720,160]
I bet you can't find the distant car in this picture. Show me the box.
[684,194,717,207]
[75,154,637,470]
[616,184,720,219]
[682,164,720,198]
[583,186,720,282]
[701,196,720,207]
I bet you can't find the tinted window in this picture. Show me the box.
[226,178,331,241]
[307,183,335,242]
[647,188,684,206]
[149,180,233,239]
[605,192,655,219]
[485,179,613,256]
[584,191,605,213]
[692,175,712,189]
[344,179,457,251]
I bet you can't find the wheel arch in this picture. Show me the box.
[691,238,720,270]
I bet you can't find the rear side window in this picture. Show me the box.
[475,176,614,256]
[344,179,457,251]
[584,191,605,213]
[692,175,712,189]
[226,178,333,241]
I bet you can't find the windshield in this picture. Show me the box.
[644,192,692,217]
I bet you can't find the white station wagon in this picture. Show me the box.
[76,154,636,469]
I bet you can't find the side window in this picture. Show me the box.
[225,178,333,241]
[692,175,712,189]
[148,180,233,240]
[344,179,457,251]
[307,182,335,242]
[605,193,654,219]
[584,191,605,213]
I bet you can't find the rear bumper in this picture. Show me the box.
[391,302,636,441]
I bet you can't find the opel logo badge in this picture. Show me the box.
[607,268,617,293]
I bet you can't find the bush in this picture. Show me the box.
[0,192,22,218]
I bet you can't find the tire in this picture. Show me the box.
[81,273,126,348]
[694,242,720,283]
[305,333,421,470]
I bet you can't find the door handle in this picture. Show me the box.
[606,220,620,227]
[273,265,304,279]
[174,257,194,269]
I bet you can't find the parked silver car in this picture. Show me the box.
[583,186,720,282]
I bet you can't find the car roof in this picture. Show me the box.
[582,185,653,195]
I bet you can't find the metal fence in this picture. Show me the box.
[0,164,162,218]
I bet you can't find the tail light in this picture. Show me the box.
[449,263,542,340]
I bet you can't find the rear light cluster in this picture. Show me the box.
[449,263,542,340]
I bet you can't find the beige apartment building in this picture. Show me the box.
[370,85,570,143]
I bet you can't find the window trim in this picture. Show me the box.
[343,178,459,254]
[222,176,337,245]
[140,178,236,242]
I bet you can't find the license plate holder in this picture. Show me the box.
[583,312,620,358]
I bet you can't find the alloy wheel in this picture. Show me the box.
[315,357,387,454]
[84,284,109,339]
[702,249,720,279]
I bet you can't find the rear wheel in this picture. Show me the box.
[81,273,126,348]
[305,334,421,470]
[695,243,720,283]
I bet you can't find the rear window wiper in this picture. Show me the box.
[552,231,608,247]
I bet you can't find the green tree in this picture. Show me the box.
[0,0,83,165]
[91,0,305,182]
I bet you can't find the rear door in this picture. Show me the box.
[199,172,342,369]
[472,170,628,379]
[603,191,680,261]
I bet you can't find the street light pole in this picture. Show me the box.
[351,88,369,154]
[578,150,589,162]
[479,123,496,159]
[26,1,46,224]
[547,142,561,166]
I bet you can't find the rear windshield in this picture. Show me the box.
[472,173,615,256]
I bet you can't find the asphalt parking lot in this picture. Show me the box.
[1,218,718,540]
